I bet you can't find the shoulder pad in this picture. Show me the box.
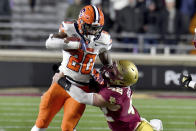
[59,21,75,33]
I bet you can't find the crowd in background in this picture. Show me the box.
[65,0,196,46]
[0,0,196,53]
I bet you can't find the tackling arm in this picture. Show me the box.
[52,72,109,107]
[67,85,108,107]
[99,49,112,66]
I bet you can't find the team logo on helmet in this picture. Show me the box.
[79,8,86,18]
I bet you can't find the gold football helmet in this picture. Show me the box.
[102,60,139,87]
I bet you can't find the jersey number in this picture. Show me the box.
[67,50,96,74]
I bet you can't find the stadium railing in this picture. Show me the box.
[0,0,194,55]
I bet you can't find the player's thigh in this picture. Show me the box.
[136,121,153,131]
[61,97,86,130]
[36,83,68,127]
[39,83,67,110]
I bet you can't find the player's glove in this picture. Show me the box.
[179,73,192,88]
[89,69,106,92]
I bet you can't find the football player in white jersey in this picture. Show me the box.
[179,73,196,89]
[31,5,113,131]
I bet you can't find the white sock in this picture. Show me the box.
[31,125,46,131]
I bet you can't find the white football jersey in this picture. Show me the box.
[58,21,112,84]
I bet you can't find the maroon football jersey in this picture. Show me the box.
[99,87,141,131]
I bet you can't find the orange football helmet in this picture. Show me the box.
[77,5,104,39]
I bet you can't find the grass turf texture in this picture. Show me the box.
[0,96,195,131]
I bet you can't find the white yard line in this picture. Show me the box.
[0,113,104,117]
[164,128,196,131]
[1,102,196,110]
[141,110,196,114]
[136,105,196,109]
[0,107,100,113]
[0,126,195,131]
[0,126,60,129]
[0,119,106,123]
[0,119,194,125]
[0,112,195,119]
[0,103,38,106]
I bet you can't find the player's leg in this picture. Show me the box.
[136,120,153,131]
[31,82,69,130]
[136,119,163,131]
[61,97,86,131]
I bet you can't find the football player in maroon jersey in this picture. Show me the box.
[53,60,163,131]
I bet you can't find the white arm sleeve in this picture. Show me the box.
[67,85,94,105]
[45,34,81,49]
[188,81,196,89]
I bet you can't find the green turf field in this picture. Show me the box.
[0,96,195,131]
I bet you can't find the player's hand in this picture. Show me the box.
[179,73,192,88]
[91,69,104,85]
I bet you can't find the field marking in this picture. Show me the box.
[1,102,196,110]
[0,107,100,113]
[2,106,195,115]
[0,103,38,106]
[142,114,196,119]
[0,126,59,129]
[165,128,196,131]
[0,107,37,111]
[0,126,196,131]
[0,113,104,117]
[136,105,196,109]
[0,119,194,125]
[0,126,110,130]
[0,112,195,119]
[0,119,106,124]
[164,121,195,125]
[141,110,196,114]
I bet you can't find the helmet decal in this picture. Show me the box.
[79,8,86,18]
[77,5,104,40]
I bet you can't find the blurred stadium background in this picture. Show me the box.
[0,0,196,131]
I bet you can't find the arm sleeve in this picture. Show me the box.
[45,34,81,50]
[67,85,94,105]
[188,81,196,89]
